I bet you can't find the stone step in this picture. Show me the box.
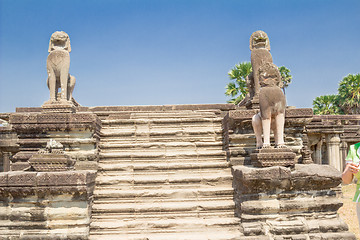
[129,111,218,119]
[100,128,222,138]
[92,199,235,214]
[98,155,227,165]
[101,117,222,125]
[93,196,233,207]
[101,125,222,134]
[229,133,255,141]
[89,104,229,114]
[98,161,230,172]
[93,187,233,199]
[95,180,232,191]
[90,217,240,232]
[99,149,226,160]
[89,228,243,240]
[100,135,222,144]
[99,141,223,150]
[91,209,237,221]
[96,166,231,176]
[95,169,232,186]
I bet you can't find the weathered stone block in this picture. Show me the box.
[291,164,341,190]
[232,166,291,194]
[241,199,280,214]
[242,222,264,236]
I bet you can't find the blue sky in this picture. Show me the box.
[0,0,359,113]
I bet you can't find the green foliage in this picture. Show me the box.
[313,95,342,115]
[278,66,292,95]
[225,62,292,104]
[225,62,252,105]
[338,74,360,114]
[312,74,360,115]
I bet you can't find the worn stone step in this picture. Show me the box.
[101,124,222,133]
[100,136,223,144]
[93,196,233,207]
[92,199,235,214]
[98,155,228,165]
[96,169,232,186]
[91,210,237,221]
[90,217,240,231]
[102,117,222,125]
[100,128,222,137]
[99,149,226,160]
[93,187,233,199]
[98,161,230,172]
[89,228,243,240]
[89,104,229,114]
[99,141,223,150]
[95,180,232,191]
[101,125,222,134]
[229,134,255,141]
[129,111,218,118]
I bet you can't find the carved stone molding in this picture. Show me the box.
[250,148,296,167]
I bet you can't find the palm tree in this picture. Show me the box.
[225,62,292,104]
[338,74,360,114]
[278,66,292,95]
[312,95,342,115]
[225,62,252,104]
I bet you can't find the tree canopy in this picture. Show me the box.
[312,73,360,115]
[225,62,292,104]
[225,62,252,105]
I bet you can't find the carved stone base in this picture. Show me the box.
[251,147,296,167]
[28,153,75,171]
[42,100,76,113]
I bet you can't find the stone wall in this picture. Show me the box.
[232,164,356,239]
[0,170,95,239]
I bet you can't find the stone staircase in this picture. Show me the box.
[89,110,241,240]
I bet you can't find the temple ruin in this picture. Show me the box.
[0,31,359,239]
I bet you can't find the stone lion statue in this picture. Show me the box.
[249,30,273,99]
[46,31,76,103]
[252,62,286,149]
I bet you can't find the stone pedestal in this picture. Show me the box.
[0,170,95,239]
[42,100,76,113]
[251,148,296,167]
[29,153,75,171]
[232,164,356,239]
